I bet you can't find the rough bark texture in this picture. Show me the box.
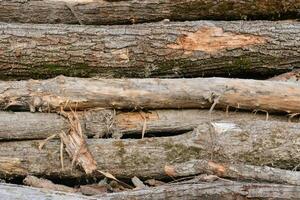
[0,109,287,140]
[1,120,300,179]
[0,0,299,25]
[166,159,300,185]
[0,20,299,80]
[1,76,300,113]
[2,181,300,200]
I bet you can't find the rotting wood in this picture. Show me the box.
[0,0,298,25]
[2,181,300,200]
[1,120,300,179]
[165,159,300,185]
[1,76,300,113]
[0,109,288,140]
[0,21,299,80]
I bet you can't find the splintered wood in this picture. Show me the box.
[59,110,97,174]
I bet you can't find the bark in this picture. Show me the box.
[0,20,299,80]
[2,181,300,200]
[0,0,299,25]
[1,76,300,113]
[1,120,300,179]
[166,159,300,185]
[0,109,287,140]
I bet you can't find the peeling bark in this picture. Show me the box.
[1,76,300,113]
[2,181,300,200]
[0,21,299,79]
[0,109,287,140]
[0,120,300,179]
[0,0,298,25]
[166,159,300,185]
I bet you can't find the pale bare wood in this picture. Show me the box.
[0,21,299,80]
[1,120,300,179]
[0,0,298,25]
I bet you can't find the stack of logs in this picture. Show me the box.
[0,0,300,199]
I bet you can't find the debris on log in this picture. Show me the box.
[0,21,299,79]
[165,159,300,185]
[58,111,97,174]
[0,0,298,25]
[1,120,300,178]
[23,175,76,193]
[1,76,300,113]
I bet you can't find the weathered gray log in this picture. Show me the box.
[166,159,300,185]
[0,0,299,25]
[1,76,300,113]
[0,20,299,80]
[0,183,92,200]
[1,120,300,179]
[0,109,287,140]
[2,181,300,200]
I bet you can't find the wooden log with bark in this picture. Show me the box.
[1,76,300,113]
[0,109,287,140]
[1,120,300,179]
[165,159,300,185]
[2,181,300,200]
[0,20,299,80]
[0,0,299,25]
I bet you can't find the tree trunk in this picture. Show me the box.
[0,20,299,80]
[0,0,298,25]
[1,76,300,113]
[1,120,300,179]
[166,159,300,185]
[2,181,300,200]
[0,109,287,140]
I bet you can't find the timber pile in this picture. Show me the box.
[0,1,300,200]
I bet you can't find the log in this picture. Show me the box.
[166,159,300,185]
[0,0,298,25]
[0,109,287,140]
[0,183,92,200]
[1,120,300,179]
[2,181,300,200]
[0,20,299,80]
[1,76,300,113]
